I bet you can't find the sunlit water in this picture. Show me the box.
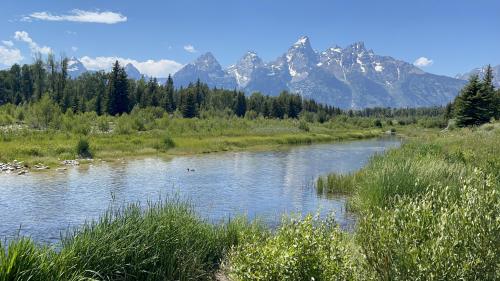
[0,137,400,244]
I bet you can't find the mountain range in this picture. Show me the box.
[67,37,497,109]
[67,58,143,81]
[455,64,500,88]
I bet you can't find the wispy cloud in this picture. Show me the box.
[14,31,52,55]
[79,56,183,77]
[183,44,197,53]
[413,57,433,67]
[71,46,78,52]
[25,9,127,24]
[0,45,23,66]
[2,40,14,47]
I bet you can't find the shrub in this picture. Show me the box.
[159,134,176,151]
[298,120,310,132]
[76,138,92,158]
[373,119,382,128]
[226,215,357,281]
[244,110,258,120]
[114,114,134,134]
[97,116,111,132]
[26,94,61,129]
[358,169,499,280]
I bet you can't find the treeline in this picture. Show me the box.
[1,56,452,121]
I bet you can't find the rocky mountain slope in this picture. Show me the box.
[173,36,465,108]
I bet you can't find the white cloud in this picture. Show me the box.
[413,57,433,67]
[0,45,23,66]
[79,56,183,77]
[27,10,127,24]
[71,46,78,52]
[2,40,14,47]
[183,44,197,53]
[14,31,52,55]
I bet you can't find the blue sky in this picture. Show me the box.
[1,0,499,77]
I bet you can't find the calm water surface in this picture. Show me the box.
[0,137,400,244]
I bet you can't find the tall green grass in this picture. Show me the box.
[0,200,259,281]
[317,123,500,211]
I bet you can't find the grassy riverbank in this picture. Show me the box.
[0,112,383,168]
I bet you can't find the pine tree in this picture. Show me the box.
[234,92,247,117]
[479,65,496,119]
[107,61,129,115]
[165,75,175,112]
[181,91,197,118]
[20,64,33,102]
[454,75,484,126]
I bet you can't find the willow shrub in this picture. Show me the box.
[358,169,500,280]
[226,215,359,281]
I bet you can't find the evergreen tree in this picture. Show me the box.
[234,92,247,117]
[9,64,22,104]
[479,65,496,119]
[454,75,485,126]
[32,55,46,100]
[181,91,197,118]
[20,64,33,102]
[164,75,175,112]
[107,61,129,115]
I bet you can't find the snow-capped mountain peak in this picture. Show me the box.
[192,52,222,72]
[172,35,466,109]
[284,36,318,80]
[67,57,87,79]
[227,51,264,87]
[293,36,311,47]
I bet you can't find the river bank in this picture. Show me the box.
[0,117,384,174]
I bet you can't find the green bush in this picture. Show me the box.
[358,169,499,280]
[226,215,357,281]
[97,115,111,132]
[298,120,310,131]
[114,114,134,134]
[76,138,92,158]
[158,134,176,151]
[26,94,61,129]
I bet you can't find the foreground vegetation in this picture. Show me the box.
[1,124,498,280]
[0,200,263,281]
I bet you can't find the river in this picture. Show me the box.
[0,137,400,244]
